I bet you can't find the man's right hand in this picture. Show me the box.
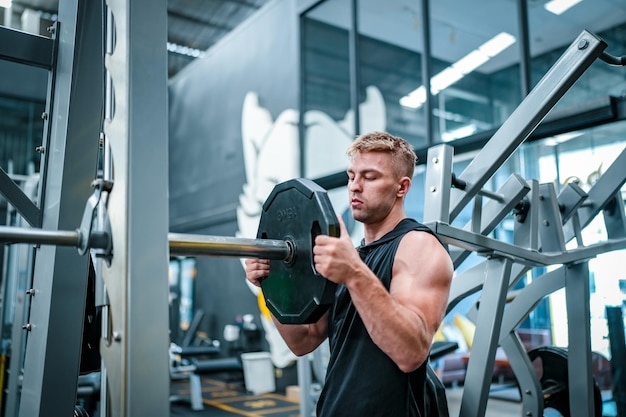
[244,258,270,287]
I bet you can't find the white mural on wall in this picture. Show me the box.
[236,86,386,368]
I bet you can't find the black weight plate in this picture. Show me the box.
[257,178,339,324]
[528,346,602,417]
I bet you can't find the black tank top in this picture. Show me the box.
[316,218,439,417]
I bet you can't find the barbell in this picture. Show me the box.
[0,178,340,324]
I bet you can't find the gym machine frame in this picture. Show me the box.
[0,1,625,417]
[1,2,337,415]
[423,31,626,417]
[1,1,170,416]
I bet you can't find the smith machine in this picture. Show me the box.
[0,0,625,417]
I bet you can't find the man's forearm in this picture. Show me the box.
[271,314,327,356]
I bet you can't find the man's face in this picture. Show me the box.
[346,151,400,224]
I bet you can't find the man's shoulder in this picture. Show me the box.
[398,218,435,234]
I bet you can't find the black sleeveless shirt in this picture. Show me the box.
[316,218,439,417]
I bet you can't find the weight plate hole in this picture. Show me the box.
[284,238,296,264]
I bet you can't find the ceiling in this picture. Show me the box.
[309,0,626,74]
[5,0,271,78]
[3,0,626,79]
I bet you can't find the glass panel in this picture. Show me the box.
[0,95,45,175]
[302,0,354,184]
[528,1,626,110]
[302,0,360,231]
[302,1,351,123]
[425,0,521,144]
[356,0,426,149]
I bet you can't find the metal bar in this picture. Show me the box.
[0,167,41,227]
[459,257,511,417]
[500,332,543,417]
[514,179,539,251]
[453,173,530,267]
[500,266,565,335]
[449,30,607,221]
[169,233,291,260]
[428,221,626,266]
[420,0,433,144]
[603,192,626,239]
[563,146,626,241]
[516,0,532,97]
[0,226,293,261]
[100,0,172,413]
[565,261,595,417]
[0,25,54,69]
[297,355,314,417]
[537,182,566,252]
[348,0,360,136]
[606,306,626,417]
[423,144,453,224]
[0,225,79,246]
[18,0,104,414]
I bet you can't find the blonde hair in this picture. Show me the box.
[347,131,417,178]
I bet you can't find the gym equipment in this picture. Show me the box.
[0,178,338,325]
[423,29,626,417]
[527,346,602,417]
[0,177,338,325]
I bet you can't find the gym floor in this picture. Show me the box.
[170,375,299,417]
[169,376,524,417]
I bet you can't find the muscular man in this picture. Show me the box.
[245,131,454,416]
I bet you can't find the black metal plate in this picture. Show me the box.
[257,178,339,324]
[528,346,602,417]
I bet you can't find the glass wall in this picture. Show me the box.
[302,0,626,151]
[302,0,524,150]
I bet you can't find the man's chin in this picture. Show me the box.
[351,211,367,223]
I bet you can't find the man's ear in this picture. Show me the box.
[397,177,411,197]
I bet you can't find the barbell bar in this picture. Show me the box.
[0,228,291,260]
[169,234,292,261]
[0,178,339,324]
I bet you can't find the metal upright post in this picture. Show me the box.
[458,257,512,417]
[565,261,595,417]
[606,305,626,417]
[18,0,105,416]
[100,0,170,415]
[423,144,453,224]
[298,355,314,417]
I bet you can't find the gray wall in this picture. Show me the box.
[168,0,300,348]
